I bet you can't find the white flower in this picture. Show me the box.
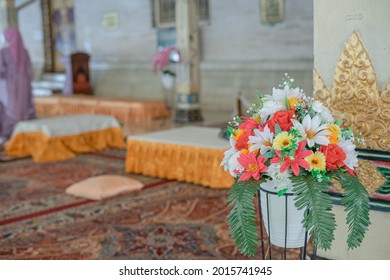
[248,125,274,155]
[220,137,238,170]
[266,85,304,102]
[221,146,237,170]
[312,100,325,113]
[319,108,334,123]
[228,136,236,148]
[227,151,244,177]
[338,139,358,170]
[259,100,284,121]
[265,163,293,192]
[311,100,334,123]
[292,115,331,147]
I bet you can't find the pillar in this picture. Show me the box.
[5,0,17,27]
[174,0,203,123]
[314,0,390,259]
[0,0,12,32]
[0,0,36,30]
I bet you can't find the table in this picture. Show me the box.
[6,114,125,162]
[34,95,171,122]
[125,126,234,188]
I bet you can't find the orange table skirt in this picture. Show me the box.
[6,127,125,163]
[125,139,234,188]
[34,95,171,122]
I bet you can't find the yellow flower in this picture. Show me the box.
[272,132,294,150]
[288,97,299,109]
[252,114,261,123]
[232,129,244,141]
[326,124,341,144]
[305,151,326,171]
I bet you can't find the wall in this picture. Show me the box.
[314,0,390,89]
[201,0,313,110]
[313,1,390,258]
[74,0,161,99]
[15,0,314,112]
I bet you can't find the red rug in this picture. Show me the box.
[0,149,272,260]
[1,148,388,260]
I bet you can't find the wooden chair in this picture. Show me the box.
[71,52,93,95]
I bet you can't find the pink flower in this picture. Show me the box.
[236,152,268,182]
[238,117,261,131]
[271,140,312,176]
[152,46,180,72]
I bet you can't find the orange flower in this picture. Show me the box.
[267,110,295,133]
[319,144,346,170]
[234,130,252,151]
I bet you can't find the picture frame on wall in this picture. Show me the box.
[260,0,285,25]
[102,11,120,31]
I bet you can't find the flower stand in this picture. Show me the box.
[222,76,371,258]
[160,72,175,109]
[257,182,317,260]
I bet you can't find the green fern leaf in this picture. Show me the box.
[333,171,371,249]
[291,175,336,250]
[226,180,260,257]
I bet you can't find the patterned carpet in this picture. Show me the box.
[0,149,268,260]
[1,148,388,260]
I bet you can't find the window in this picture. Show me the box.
[152,0,210,28]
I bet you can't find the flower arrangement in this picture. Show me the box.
[221,74,370,257]
[152,46,181,77]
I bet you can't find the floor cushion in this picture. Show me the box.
[65,175,144,200]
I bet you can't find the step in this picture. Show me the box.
[41,72,66,82]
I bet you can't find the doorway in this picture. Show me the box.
[42,0,76,72]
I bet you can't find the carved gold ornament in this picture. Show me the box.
[314,32,390,151]
[331,160,386,195]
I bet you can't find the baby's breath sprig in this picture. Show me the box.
[355,131,365,145]
[225,116,243,137]
[280,73,295,88]
[244,90,265,116]
[341,126,354,140]
[246,103,258,115]
[228,116,242,127]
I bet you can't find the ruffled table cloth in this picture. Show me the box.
[6,114,125,162]
[125,126,234,188]
[34,95,171,122]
